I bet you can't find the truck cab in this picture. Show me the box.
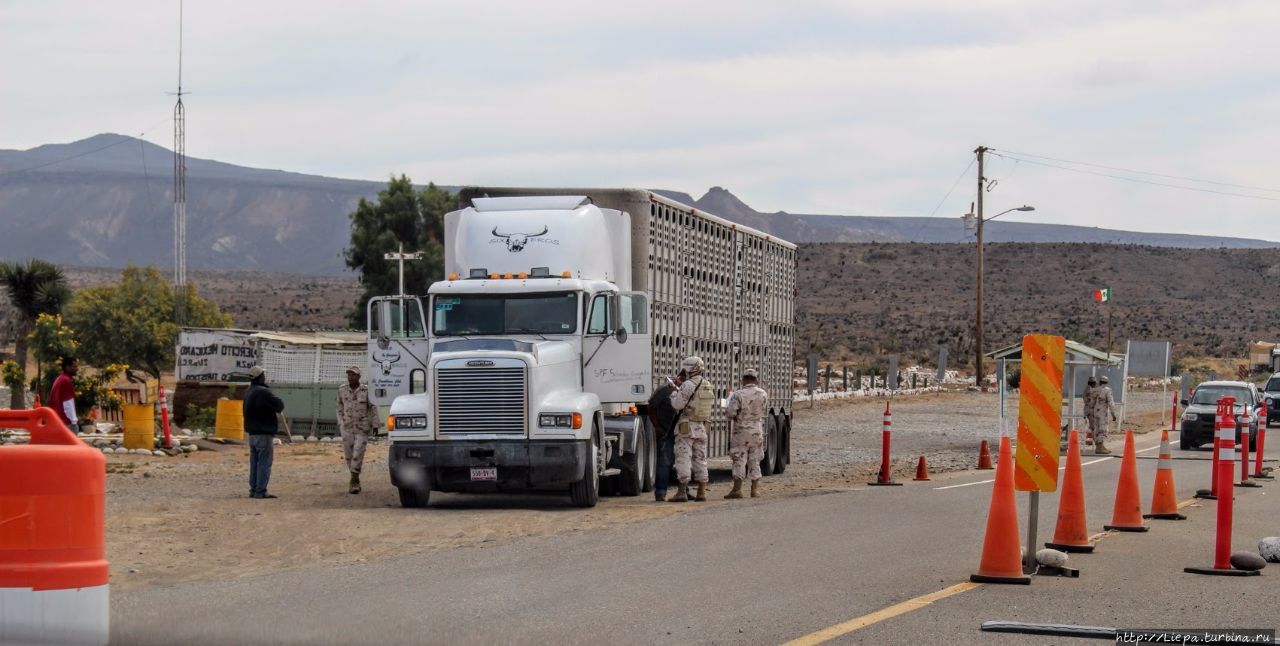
[382,196,653,508]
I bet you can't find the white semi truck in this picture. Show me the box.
[367,188,795,508]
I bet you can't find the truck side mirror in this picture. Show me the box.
[1180,399,1189,407]
[615,327,628,344]
[377,300,392,349]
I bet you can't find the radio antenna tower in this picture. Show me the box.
[172,0,188,322]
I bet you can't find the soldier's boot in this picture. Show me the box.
[1094,441,1111,455]
[694,481,707,502]
[670,484,689,502]
[349,472,361,494]
[750,479,760,498]
[724,478,744,499]
[654,490,667,502]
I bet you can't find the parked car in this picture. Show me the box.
[1261,372,1280,428]
[1180,380,1261,450]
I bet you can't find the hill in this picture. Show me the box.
[2,135,1277,275]
[797,243,1280,365]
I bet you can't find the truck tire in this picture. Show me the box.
[617,428,646,497]
[641,418,656,493]
[760,417,778,476]
[773,414,790,475]
[398,487,430,509]
[1179,431,1192,451]
[570,432,600,507]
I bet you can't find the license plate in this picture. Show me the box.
[470,467,497,481]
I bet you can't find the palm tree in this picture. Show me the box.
[0,259,70,408]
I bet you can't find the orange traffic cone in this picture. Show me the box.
[913,455,931,481]
[976,439,994,470]
[1145,430,1186,521]
[1045,430,1094,553]
[1104,431,1149,532]
[970,436,1030,584]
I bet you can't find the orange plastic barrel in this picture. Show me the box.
[0,407,109,644]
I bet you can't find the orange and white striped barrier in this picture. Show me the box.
[158,385,173,449]
[868,401,902,486]
[0,408,109,644]
[1185,396,1257,577]
[1236,409,1259,488]
[1255,401,1273,480]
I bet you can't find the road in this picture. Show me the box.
[112,430,1278,645]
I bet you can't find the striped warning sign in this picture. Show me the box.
[1014,334,1066,492]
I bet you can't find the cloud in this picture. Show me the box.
[1,0,1278,240]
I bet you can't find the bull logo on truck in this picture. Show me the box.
[491,226,549,252]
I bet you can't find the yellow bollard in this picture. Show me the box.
[121,403,155,450]
[215,398,244,440]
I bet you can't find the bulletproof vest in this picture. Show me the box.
[687,376,715,422]
[739,386,766,421]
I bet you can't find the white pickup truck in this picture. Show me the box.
[367,188,795,508]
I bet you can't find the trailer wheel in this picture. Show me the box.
[570,430,601,507]
[398,487,430,509]
[773,414,790,475]
[761,416,778,476]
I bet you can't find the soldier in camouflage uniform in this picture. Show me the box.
[1090,375,1118,455]
[670,356,714,502]
[336,366,379,493]
[724,369,768,499]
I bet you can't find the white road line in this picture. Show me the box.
[933,479,995,490]
[932,440,1158,490]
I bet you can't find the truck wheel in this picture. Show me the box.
[570,432,600,507]
[760,417,778,476]
[617,428,645,497]
[398,487,430,509]
[641,419,656,493]
[773,414,790,475]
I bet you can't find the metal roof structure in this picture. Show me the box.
[986,339,1121,365]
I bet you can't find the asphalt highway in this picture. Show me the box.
[113,430,1278,645]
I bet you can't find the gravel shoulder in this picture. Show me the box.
[103,390,1174,592]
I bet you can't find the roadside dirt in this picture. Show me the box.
[104,390,1174,592]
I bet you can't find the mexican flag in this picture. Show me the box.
[1092,288,1111,302]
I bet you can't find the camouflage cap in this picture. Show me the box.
[743,369,759,379]
[347,366,362,376]
[1099,375,1109,384]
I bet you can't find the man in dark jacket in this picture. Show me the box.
[243,366,285,499]
[647,372,683,501]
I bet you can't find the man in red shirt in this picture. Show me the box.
[49,356,78,428]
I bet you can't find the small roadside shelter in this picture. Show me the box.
[987,339,1124,436]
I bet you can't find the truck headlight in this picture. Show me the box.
[394,415,428,429]
[1182,411,1197,421]
[539,412,583,429]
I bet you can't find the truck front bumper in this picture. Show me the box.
[389,439,588,492]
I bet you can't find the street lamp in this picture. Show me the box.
[966,203,1034,390]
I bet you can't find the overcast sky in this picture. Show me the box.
[2,1,1278,239]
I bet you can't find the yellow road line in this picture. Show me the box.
[782,582,981,646]
[1177,498,1197,509]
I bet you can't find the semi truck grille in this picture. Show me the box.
[436,367,527,435]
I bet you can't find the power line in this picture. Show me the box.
[992,148,1280,195]
[0,119,171,178]
[927,158,976,217]
[988,151,1280,202]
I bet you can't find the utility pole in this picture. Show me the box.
[384,243,423,297]
[974,145,987,391]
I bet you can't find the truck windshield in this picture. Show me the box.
[433,292,578,336]
[1191,386,1251,406]
[1266,377,1280,392]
